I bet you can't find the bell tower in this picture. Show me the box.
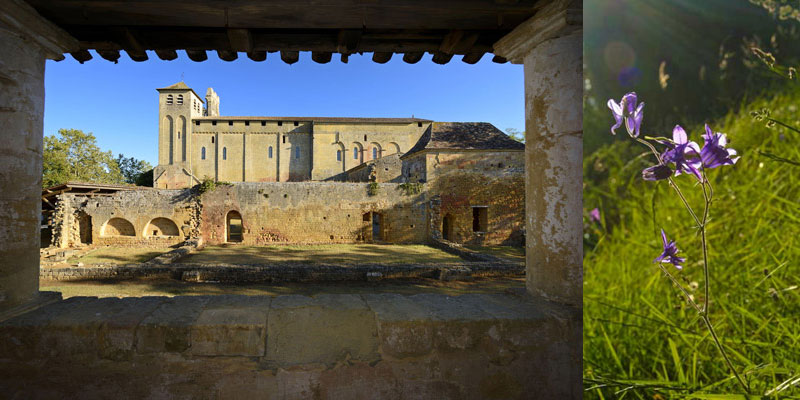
[155,82,204,188]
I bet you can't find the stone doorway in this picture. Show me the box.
[226,211,243,243]
[442,213,453,241]
[371,212,383,241]
[77,211,92,245]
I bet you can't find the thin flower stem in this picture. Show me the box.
[702,314,749,393]
[766,117,800,135]
[656,263,702,314]
[668,177,701,227]
[698,170,748,394]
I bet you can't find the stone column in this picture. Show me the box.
[494,0,583,306]
[0,0,78,315]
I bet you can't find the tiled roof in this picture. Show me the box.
[157,81,191,90]
[402,122,523,158]
[193,116,431,123]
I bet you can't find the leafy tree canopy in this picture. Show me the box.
[43,129,124,188]
[116,154,153,185]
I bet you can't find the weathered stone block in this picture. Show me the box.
[266,294,379,366]
[191,295,270,356]
[365,293,438,359]
[135,296,209,353]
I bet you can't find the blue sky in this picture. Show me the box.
[44,52,523,166]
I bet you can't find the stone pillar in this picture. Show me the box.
[494,0,583,306]
[0,0,78,315]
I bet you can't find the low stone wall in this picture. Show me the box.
[0,293,580,399]
[40,261,524,283]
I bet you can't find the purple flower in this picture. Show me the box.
[700,124,739,169]
[642,164,672,181]
[589,208,601,223]
[654,229,685,270]
[660,125,702,181]
[607,92,644,137]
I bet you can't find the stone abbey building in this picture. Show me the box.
[154,82,434,188]
[50,82,526,248]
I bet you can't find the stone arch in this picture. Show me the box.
[369,142,382,160]
[145,217,180,237]
[226,210,243,243]
[102,217,135,237]
[386,142,401,156]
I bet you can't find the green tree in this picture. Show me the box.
[42,129,124,188]
[115,154,153,185]
[505,128,525,143]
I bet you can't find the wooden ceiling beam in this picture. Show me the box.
[26,1,538,30]
[70,49,92,63]
[227,28,253,52]
[402,52,424,64]
[491,54,507,63]
[280,50,299,64]
[337,29,362,53]
[96,49,120,63]
[118,28,148,61]
[311,51,332,63]
[217,50,238,61]
[431,51,453,64]
[461,52,485,64]
[247,51,267,61]
[372,52,393,64]
[186,49,208,62]
[155,49,178,60]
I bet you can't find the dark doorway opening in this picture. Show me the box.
[77,211,92,244]
[372,212,383,241]
[472,207,488,232]
[226,210,243,242]
[442,213,453,241]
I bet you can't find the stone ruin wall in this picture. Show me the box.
[56,190,198,248]
[418,151,526,246]
[52,159,524,249]
[199,182,428,245]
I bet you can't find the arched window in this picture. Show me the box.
[211,136,215,143]
[177,131,181,139]
[166,95,173,105]
[201,147,206,160]
[336,150,341,161]
[177,94,184,105]
[222,147,227,160]
[372,147,378,159]
[268,146,273,158]
[353,147,358,160]
[295,146,300,159]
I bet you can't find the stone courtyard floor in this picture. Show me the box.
[40,276,525,298]
[179,244,466,265]
[66,246,174,265]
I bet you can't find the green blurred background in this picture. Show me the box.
[583,0,799,397]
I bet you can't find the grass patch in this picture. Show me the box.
[67,247,171,265]
[583,92,800,397]
[464,245,525,262]
[180,244,465,265]
[40,277,524,298]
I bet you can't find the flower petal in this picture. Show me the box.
[673,125,688,144]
